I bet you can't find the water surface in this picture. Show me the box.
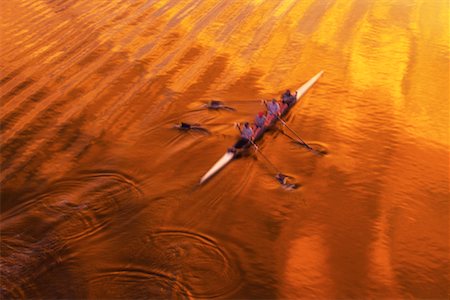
[1,0,448,298]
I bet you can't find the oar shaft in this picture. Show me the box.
[263,101,309,148]
[248,140,282,174]
[236,123,284,176]
[277,116,322,156]
[277,117,310,147]
[227,99,264,103]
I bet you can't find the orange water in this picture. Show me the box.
[1,0,448,299]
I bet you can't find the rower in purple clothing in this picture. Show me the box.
[240,122,253,140]
[267,98,280,118]
[254,111,266,128]
[228,122,253,152]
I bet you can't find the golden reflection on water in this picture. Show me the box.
[1,0,448,299]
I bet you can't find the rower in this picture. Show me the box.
[282,89,295,106]
[229,122,253,152]
[267,98,280,116]
[241,122,253,140]
[254,111,266,128]
[282,89,291,101]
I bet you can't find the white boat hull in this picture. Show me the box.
[199,152,234,184]
[295,70,324,100]
[199,71,323,185]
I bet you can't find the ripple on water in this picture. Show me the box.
[0,171,143,298]
[145,229,243,298]
[90,229,243,299]
[89,269,192,300]
[39,171,144,242]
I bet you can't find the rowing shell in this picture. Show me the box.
[199,70,324,184]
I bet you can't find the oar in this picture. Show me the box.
[236,124,290,185]
[276,116,322,156]
[226,99,266,103]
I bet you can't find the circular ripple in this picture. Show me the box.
[0,171,144,298]
[38,171,144,243]
[0,282,43,300]
[144,229,243,298]
[89,269,192,300]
